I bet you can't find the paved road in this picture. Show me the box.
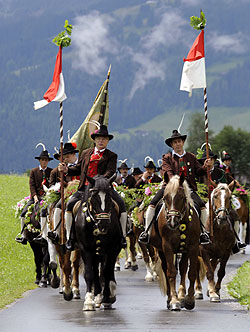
[1,248,250,332]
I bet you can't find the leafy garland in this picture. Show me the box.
[190,10,206,30]
[52,20,73,48]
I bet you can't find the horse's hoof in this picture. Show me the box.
[34,278,40,285]
[63,291,73,301]
[95,294,103,308]
[114,265,120,272]
[83,304,96,311]
[73,289,80,300]
[110,296,116,304]
[137,253,143,259]
[50,276,60,289]
[195,292,203,300]
[210,296,220,303]
[131,264,138,271]
[145,276,154,282]
[39,277,47,288]
[179,299,185,308]
[184,299,195,310]
[124,262,131,269]
[170,302,181,311]
[59,287,63,294]
[102,302,112,310]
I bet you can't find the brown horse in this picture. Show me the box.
[195,182,235,302]
[233,195,249,253]
[47,181,82,301]
[150,174,200,311]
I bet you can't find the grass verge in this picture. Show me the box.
[227,260,250,308]
[0,174,37,309]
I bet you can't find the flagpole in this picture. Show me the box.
[99,65,111,125]
[203,87,213,237]
[59,101,65,244]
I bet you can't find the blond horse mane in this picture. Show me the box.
[165,175,194,206]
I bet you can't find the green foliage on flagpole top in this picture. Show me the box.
[52,20,73,48]
[190,10,206,30]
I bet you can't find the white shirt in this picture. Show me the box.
[172,150,186,158]
[94,147,106,155]
[39,165,47,171]
[68,158,78,167]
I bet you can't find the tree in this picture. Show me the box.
[186,113,214,154]
[213,126,250,183]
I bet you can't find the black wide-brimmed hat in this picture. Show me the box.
[118,162,130,171]
[144,160,157,169]
[54,142,79,160]
[131,167,143,175]
[91,125,114,140]
[222,152,232,161]
[199,150,218,162]
[35,150,53,161]
[165,129,187,147]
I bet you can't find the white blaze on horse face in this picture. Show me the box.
[220,189,226,210]
[99,192,106,211]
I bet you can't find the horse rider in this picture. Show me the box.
[221,151,235,183]
[198,150,246,252]
[15,148,53,244]
[50,125,128,250]
[131,167,143,183]
[138,129,212,245]
[34,142,79,245]
[135,159,162,188]
[116,161,136,189]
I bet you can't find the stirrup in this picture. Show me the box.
[47,231,60,244]
[199,232,211,245]
[138,231,150,245]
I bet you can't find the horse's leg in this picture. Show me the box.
[178,253,188,306]
[214,254,230,298]
[41,245,50,286]
[158,250,171,309]
[148,247,159,280]
[47,240,60,289]
[240,222,247,254]
[139,243,153,281]
[202,252,220,302]
[82,252,96,311]
[195,256,205,300]
[162,241,180,311]
[114,255,121,271]
[29,242,42,284]
[59,251,73,301]
[184,246,199,310]
[128,233,138,271]
[102,253,117,309]
[71,250,81,299]
[234,220,240,238]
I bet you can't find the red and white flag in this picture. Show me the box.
[180,30,206,96]
[34,46,67,110]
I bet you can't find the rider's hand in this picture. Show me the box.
[58,163,68,173]
[204,158,212,168]
[34,195,39,203]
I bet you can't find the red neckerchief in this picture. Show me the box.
[85,150,104,185]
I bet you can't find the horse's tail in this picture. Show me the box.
[154,252,167,296]
[198,256,206,282]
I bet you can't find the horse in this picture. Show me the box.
[23,202,50,287]
[75,174,122,310]
[195,182,235,302]
[233,195,249,253]
[46,181,82,300]
[128,209,159,281]
[150,173,200,311]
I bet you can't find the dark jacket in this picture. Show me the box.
[29,167,52,198]
[135,174,162,188]
[162,152,206,192]
[67,148,117,191]
[116,174,136,189]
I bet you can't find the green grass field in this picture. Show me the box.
[227,260,250,308]
[0,174,37,309]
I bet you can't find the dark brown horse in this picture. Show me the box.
[150,174,200,311]
[195,182,235,302]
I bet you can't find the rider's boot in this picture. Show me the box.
[138,205,155,245]
[126,216,134,236]
[47,208,61,244]
[199,208,211,245]
[15,217,27,245]
[65,211,74,251]
[33,217,48,245]
[120,212,128,248]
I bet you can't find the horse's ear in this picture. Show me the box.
[86,175,95,187]
[179,172,185,186]
[164,171,169,184]
[228,180,235,192]
[108,172,117,184]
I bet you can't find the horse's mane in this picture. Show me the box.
[165,175,194,206]
[93,175,110,192]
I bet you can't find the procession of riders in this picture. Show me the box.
[15,124,248,283]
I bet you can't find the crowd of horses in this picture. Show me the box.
[24,174,249,312]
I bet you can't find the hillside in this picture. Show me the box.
[1,0,250,172]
